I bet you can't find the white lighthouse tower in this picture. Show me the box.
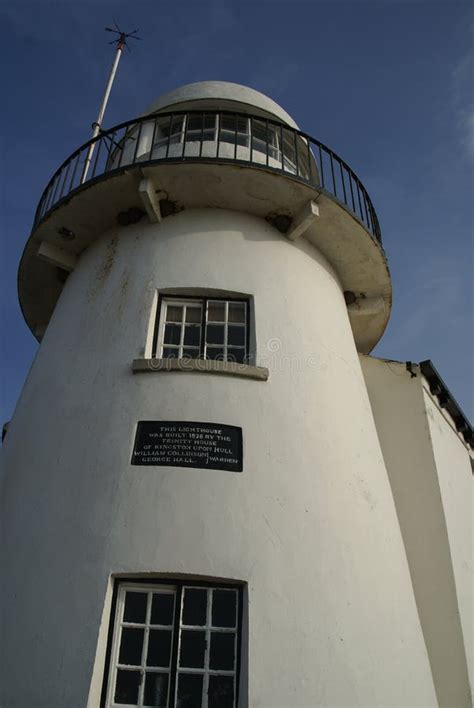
[2,81,472,708]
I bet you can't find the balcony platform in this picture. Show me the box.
[18,112,391,353]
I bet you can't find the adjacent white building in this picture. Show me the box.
[1,81,472,708]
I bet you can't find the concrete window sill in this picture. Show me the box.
[132,358,269,381]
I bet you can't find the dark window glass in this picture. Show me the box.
[185,306,202,323]
[228,303,246,323]
[164,324,181,345]
[187,114,203,132]
[123,591,147,624]
[166,305,183,323]
[208,674,234,708]
[227,325,245,346]
[182,348,200,359]
[207,302,226,322]
[179,630,206,669]
[119,627,144,666]
[206,347,225,361]
[209,632,235,670]
[212,589,237,628]
[182,588,207,626]
[227,348,245,364]
[151,593,174,626]
[206,324,225,345]
[147,629,172,668]
[162,347,179,358]
[115,669,141,704]
[144,672,169,707]
[183,325,201,347]
[186,114,216,142]
[176,673,203,708]
[220,116,248,146]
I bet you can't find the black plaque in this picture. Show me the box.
[131,421,243,472]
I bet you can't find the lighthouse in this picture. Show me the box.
[1,81,472,708]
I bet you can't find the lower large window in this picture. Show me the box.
[103,581,242,708]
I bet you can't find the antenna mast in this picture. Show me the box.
[81,23,141,184]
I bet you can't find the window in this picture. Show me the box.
[103,581,242,708]
[153,297,249,364]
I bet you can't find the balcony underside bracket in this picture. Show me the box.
[139,177,166,223]
[286,199,319,241]
[37,241,78,272]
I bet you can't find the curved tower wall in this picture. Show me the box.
[1,207,436,706]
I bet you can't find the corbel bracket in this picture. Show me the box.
[37,241,78,272]
[139,178,166,223]
[286,200,319,241]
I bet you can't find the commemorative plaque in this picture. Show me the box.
[132,421,243,472]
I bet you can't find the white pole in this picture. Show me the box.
[81,35,126,184]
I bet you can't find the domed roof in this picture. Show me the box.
[143,81,299,129]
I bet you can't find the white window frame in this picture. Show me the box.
[104,581,241,708]
[156,298,203,360]
[175,586,239,707]
[154,296,248,363]
[105,583,177,708]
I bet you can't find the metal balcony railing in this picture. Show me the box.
[33,110,382,242]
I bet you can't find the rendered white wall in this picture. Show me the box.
[1,209,436,707]
[361,355,473,708]
[423,386,473,696]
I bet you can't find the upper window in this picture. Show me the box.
[103,581,242,708]
[153,297,249,364]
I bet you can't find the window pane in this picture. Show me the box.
[187,114,203,132]
[115,669,141,704]
[183,325,201,347]
[164,323,181,345]
[185,306,202,323]
[207,301,226,322]
[227,348,245,364]
[144,672,169,707]
[151,592,175,626]
[209,632,235,670]
[206,324,225,345]
[165,305,183,323]
[162,347,179,358]
[182,588,207,626]
[147,629,172,668]
[179,630,206,668]
[220,116,248,146]
[206,347,224,361]
[212,589,237,628]
[119,627,144,666]
[208,674,234,708]
[228,303,246,323]
[176,673,203,708]
[123,591,147,624]
[227,325,245,346]
[182,348,200,359]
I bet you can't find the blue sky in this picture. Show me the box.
[1,0,472,422]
